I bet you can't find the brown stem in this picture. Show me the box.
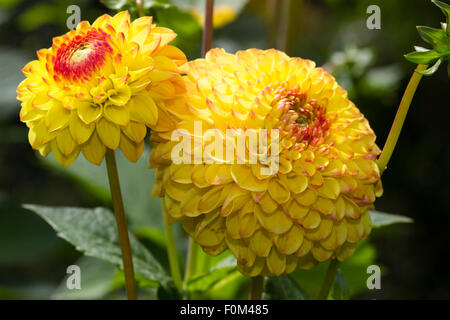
[105,150,137,300]
[266,0,279,49]
[248,276,264,300]
[202,0,214,57]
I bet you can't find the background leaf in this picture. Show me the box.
[40,148,163,230]
[23,204,173,290]
[404,50,440,64]
[331,269,350,300]
[263,275,309,300]
[51,256,117,300]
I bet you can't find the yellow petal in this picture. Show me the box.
[122,121,147,143]
[255,192,278,214]
[337,243,357,261]
[230,165,268,192]
[301,210,321,229]
[317,177,340,199]
[179,188,203,217]
[45,101,70,132]
[96,118,120,150]
[311,245,333,262]
[295,238,313,257]
[346,217,364,243]
[104,103,130,126]
[255,205,293,234]
[169,163,194,184]
[108,85,132,106]
[119,133,144,163]
[77,102,103,124]
[266,248,286,276]
[129,93,158,126]
[226,236,256,268]
[295,188,317,206]
[321,219,347,250]
[274,225,304,255]
[56,128,76,156]
[288,200,309,220]
[69,113,95,144]
[279,173,308,194]
[28,120,54,149]
[268,179,291,204]
[51,140,79,168]
[195,216,225,247]
[81,132,106,165]
[238,257,264,277]
[198,187,223,213]
[304,217,334,241]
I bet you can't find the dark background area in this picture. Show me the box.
[0,0,448,299]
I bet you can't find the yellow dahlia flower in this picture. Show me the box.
[17,11,186,167]
[150,48,383,276]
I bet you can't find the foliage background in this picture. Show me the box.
[0,0,448,299]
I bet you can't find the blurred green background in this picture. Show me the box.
[0,0,449,299]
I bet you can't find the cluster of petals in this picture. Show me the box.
[17,11,187,167]
[151,49,383,276]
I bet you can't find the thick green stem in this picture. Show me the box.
[162,204,183,292]
[183,239,199,289]
[248,276,264,300]
[377,64,427,174]
[105,150,137,300]
[317,259,339,300]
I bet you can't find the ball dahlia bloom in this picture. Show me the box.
[151,49,383,276]
[17,11,186,167]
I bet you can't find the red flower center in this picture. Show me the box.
[275,86,331,147]
[53,29,113,82]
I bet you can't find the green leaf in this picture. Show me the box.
[418,58,443,75]
[417,26,447,46]
[23,204,173,290]
[432,0,450,35]
[263,275,309,300]
[417,26,450,54]
[40,148,163,231]
[291,240,377,298]
[369,210,413,228]
[187,265,236,293]
[404,50,441,64]
[51,256,117,300]
[331,269,349,300]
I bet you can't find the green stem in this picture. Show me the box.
[162,204,183,292]
[183,239,199,289]
[317,259,339,300]
[105,150,137,300]
[248,276,264,300]
[377,64,427,174]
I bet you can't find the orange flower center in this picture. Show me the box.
[274,86,330,147]
[54,29,112,82]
